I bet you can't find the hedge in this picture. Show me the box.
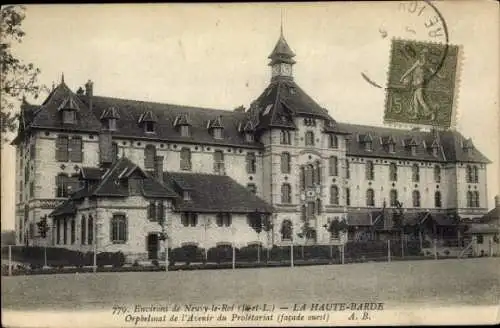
[1,246,125,268]
[170,245,205,265]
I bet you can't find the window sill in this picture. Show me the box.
[112,240,127,244]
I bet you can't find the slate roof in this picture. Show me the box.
[338,123,490,163]
[163,172,274,214]
[80,94,262,148]
[80,167,105,180]
[268,33,296,65]
[480,206,500,224]
[247,79,345,133]
[13,81,489,164]
[50,200,77,217]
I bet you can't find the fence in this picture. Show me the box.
[2,238,498,276]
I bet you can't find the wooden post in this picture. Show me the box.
[44,246,47,268]
[401,233,404,259]
[232,243,235,270]
[8,245,12,276]
[257,233,261,263]
[341,245,345,264]
[387,239,391,262]
[419,230,423,250]
[290,241,294,268]
[433,238,438,260]
[165,237,169,273]
[329,243,333,262]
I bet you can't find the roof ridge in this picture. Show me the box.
[90,94,246,116]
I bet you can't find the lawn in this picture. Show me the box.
[2,257,499,311]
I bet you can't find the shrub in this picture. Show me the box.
[239,245,262,262]
[171,245,205,265]
[207,245,237,264]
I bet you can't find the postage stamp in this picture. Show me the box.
[384,39,460,128]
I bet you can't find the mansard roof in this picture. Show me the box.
[163,172,274,214]
[248,79,344,133]
[81,95,261,148]
[338,123,490,163]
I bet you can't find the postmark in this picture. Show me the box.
[384,39,459,128]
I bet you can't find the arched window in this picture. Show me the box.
[435,191,442,208]
[281,152,291,174]
[467,191,473,207]
[329,156,338,176]
[87,215,94,245]
[144,145,156,170]
[329,135,338,148]
[330,185,339,205]
[305,131,315,146]
[365,161,374,180]
[281,220,293,240]
[412,190,421,207]
[110,214,127,243]
[305,164,314,188]
[466,165,472,183]
[389,163,398,181]
[281,183,291,203]
[280,130,291,145]
[412,164,420,182]
[473,166,479,183]
[180,147,191,171]
[434,165,441,183]
[390,189,398,207]
[81,215,87,245]
[366,189,375,206]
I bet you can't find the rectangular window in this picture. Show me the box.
[69,136,83,162]
[56,135,69,162]
[477,235,483,244]
[181,213,198,227]
[70,219,76,244]
[108,118,117,131]
[63,110,76,124]
[216,213,232,227]
[180,148,192,171]
[29,181,34,199]
[180,125,190,137]
[246,152,256,174]
[366,161,374,180]
[30,143,36,159]
[148,201,157,221]
[345,159,350,179]
[329,156,338,176]
[87,216,94,245]
[345,188,351,206]
[128,178,141,196]
[145,122,155,133]
[213,128,223,139]
[144,145,156,170]
[389,163,398,181]
[281,152,291,174]
[63,219,68,245]
[305,131,315,146]
[56,175,68,198]
[213,150,225,175]
[111,214,127,243]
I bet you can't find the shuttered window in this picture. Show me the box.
[56,135,69,162]
[69,137,83,162]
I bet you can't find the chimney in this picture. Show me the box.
[154,156,164,183]
[85,80,93,111]
[495,195,500,208]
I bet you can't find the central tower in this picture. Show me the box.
[268,27,296,81]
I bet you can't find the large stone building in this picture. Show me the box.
[13,31,491,262]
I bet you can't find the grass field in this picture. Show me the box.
[2,258,499,311]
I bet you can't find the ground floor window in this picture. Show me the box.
[216,213,232,227]
[280,219,293,241]
[181,212,198,227]
[111,214,127,243]
[477,234,484,244]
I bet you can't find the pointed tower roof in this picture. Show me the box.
[268,30,296,65]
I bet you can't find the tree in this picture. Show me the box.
[247,211,272,262]
[1,5,45,143]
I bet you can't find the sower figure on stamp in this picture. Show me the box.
[399,47,444,121]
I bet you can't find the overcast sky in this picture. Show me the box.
[1,2,498,230]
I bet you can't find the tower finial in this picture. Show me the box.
[61,72,65,84]
[280,8,284,37]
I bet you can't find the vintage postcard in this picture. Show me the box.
[1,1,499,327]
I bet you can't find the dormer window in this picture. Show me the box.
[388,143,395,153]
[208,116,224,140]
[213,128,223,139]
[58,95,79,124]
[245,133,254,143]
[432,146,439,157]
[183,190,191,201]
[100,106,120,131]
[107,118,117,131]
[410,145,417,156]
[180,125,190,137]
[138,110,157,134]
[145,121,155,133]
[63,110,76,124]
[365,141,373,152]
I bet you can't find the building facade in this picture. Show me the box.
[13,31,491,262]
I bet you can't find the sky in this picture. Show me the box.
[1,2,499,230]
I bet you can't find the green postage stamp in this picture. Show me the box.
[384,39,460,128]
